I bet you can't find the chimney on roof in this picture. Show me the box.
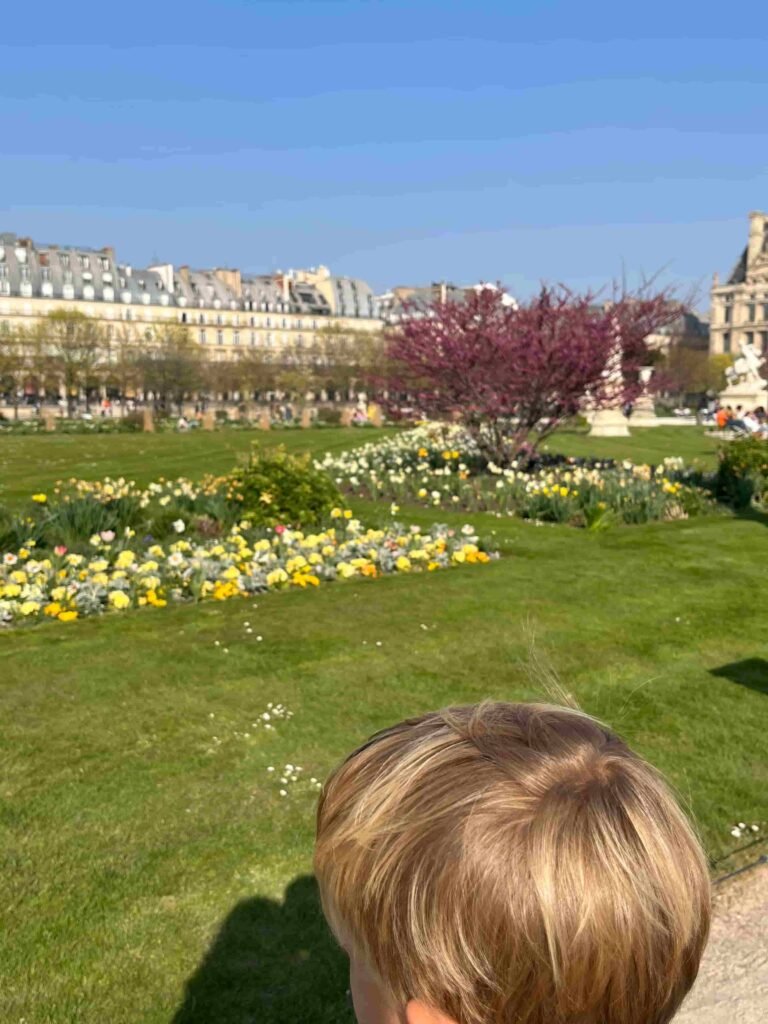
[101,245,115,261]
[748,210,767,266]
[214,267,242,298]
[179,265,190,285]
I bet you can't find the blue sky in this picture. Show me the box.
[1,0,767,303]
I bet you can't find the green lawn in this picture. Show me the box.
[0,426,396,506]
[544,424,720,467]
[1,426,765,1024]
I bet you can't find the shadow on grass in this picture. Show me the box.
[172,875,352,1024]
[710,658,768,695]
[733,506,768,529]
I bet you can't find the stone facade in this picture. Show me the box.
[0,233,382,359]
[710,211,768,357]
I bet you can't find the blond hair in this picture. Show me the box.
[315,702,710,1024]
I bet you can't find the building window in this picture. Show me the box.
[60,253,70,268]
[216,313,223,325]
[723,331,731,353]
[724,304,732,324]
[249,316,255,327]
[200,329,207,344]
[233,330,240,345]
[745,331,754,347]
[41,266,51,283]
[250,331,256,346]
[748,304,756,322]
[266,332,273,347]
[266,316,272,327]
[181,312,188,323]
[759,331,768,351]
[217,329,224,345]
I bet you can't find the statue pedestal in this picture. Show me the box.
[719,382,768,413]
[588,407,630,437]
[631,394,659,427]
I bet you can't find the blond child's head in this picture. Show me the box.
[315,701,710,1024]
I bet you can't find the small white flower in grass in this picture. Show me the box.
[267,766,275,772]
[731,827,741,837]
[310,777,318,784]
[751,824,760,832]
[375,641,383,647]
[280,777,288,784]
[279,789,288,797]
[738,822,746,829]
[172,519,185,534]
[246,628,253,634]
[214,640,220,647]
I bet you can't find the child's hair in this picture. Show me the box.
[314,702,711,1024]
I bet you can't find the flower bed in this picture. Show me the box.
[0,518,492,626]
[316,424,716,526]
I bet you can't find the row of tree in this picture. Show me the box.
[0,310,387,416]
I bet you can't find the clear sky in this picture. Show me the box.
[1,0,766,303]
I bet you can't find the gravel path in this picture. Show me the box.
[676,863,768,1024]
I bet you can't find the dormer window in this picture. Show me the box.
[60,253,70,268]
[100,256,110,271]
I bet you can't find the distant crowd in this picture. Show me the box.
[714,404,768,438]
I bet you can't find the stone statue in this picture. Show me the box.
[725,340,766,387]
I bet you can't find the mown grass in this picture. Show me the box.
[0,426,395,506]
[0,425,765,1024]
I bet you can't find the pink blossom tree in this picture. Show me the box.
[384,284,682,461]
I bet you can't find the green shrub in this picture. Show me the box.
[316,406,342,426]
[715,437,768,509]
[226,446,343,527]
